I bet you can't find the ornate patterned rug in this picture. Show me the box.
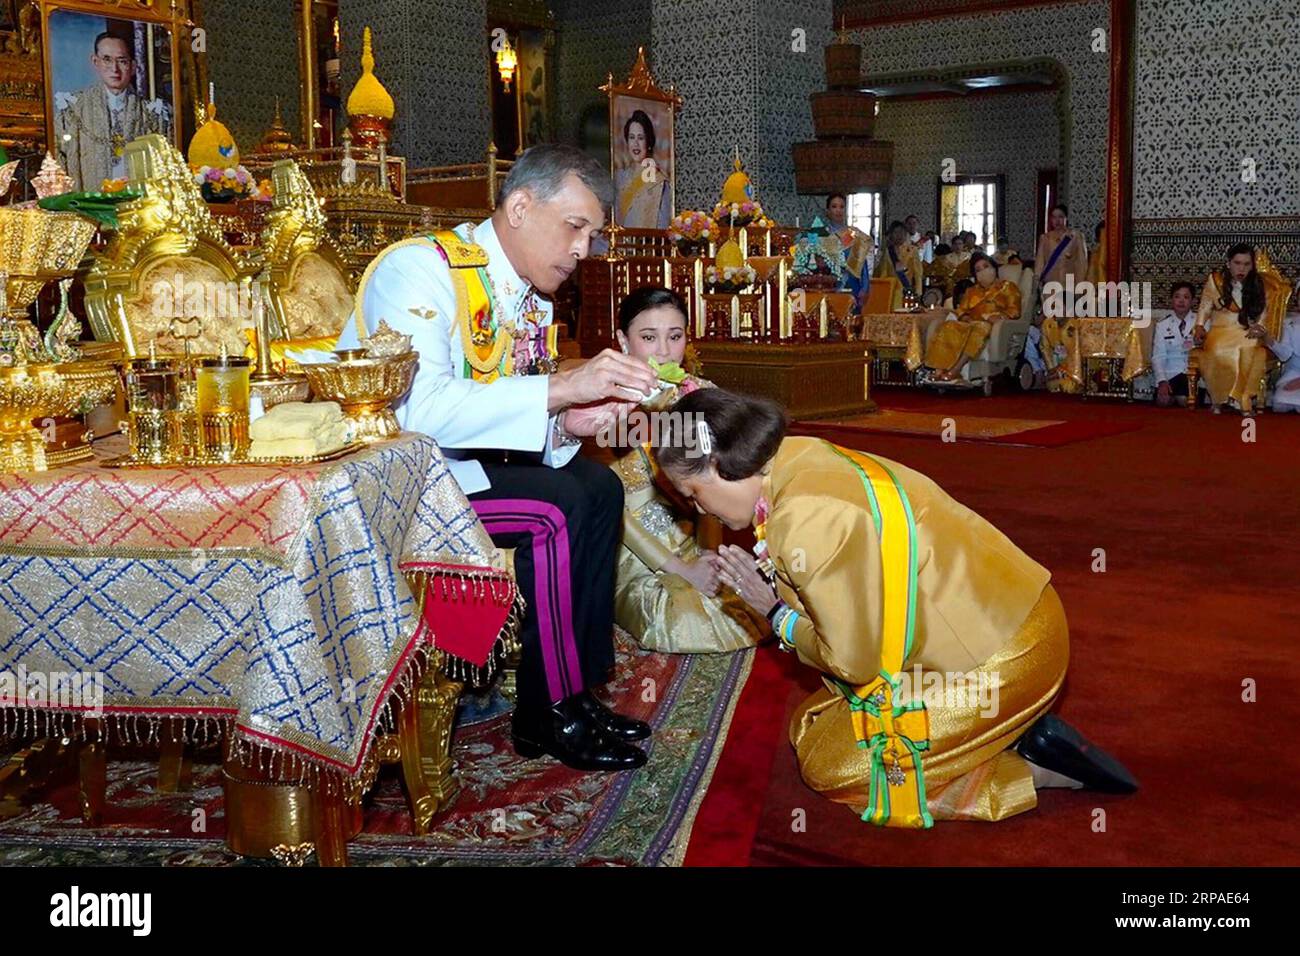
[0,631,752,867]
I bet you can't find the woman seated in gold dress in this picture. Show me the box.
[607,286,765,653]
[653,388,1138,827]
[1193,243,1274,415]
[923,252,1021,382]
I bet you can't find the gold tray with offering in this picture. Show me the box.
[100,441,368,469]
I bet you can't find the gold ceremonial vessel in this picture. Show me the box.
[0,207,120,471]
[300,349,418,443]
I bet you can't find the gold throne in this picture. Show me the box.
[83,134,259,357]
[259,159,354,352]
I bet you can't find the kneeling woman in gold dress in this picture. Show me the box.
[608,286,765,653]
[923,252,1021,382]
[655,389,1137,827]
[1193,243,1275,414]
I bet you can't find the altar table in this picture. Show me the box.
[0,432,517,863]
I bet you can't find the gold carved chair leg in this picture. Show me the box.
[396,657,464,835]
[1187,353,1200,410]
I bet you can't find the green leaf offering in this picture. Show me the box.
[649,357,687,384]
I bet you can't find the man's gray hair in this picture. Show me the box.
[498,144,614,209]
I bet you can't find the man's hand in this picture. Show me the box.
[562,399,634,438]
[1193,325,1207,347]
[665,552,720,596]
[548,349,658,413]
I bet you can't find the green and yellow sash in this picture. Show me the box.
[827,443,933,829]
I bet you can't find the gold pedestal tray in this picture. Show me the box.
[0,360,120,471]
[100,440,367,469]
[300,350,418,443]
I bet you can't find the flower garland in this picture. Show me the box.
[668,209,716,245]
[190,163,273,202]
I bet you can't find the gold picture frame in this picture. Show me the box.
[601,47,681,231]
[39,0,188,191]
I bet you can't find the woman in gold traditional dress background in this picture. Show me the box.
[1034,203,1088,291]
[1193,243,1284,414]
[923,252,1021,382]
[654,389,1138,826]
[608,286,765,653]
[614,109,671,229]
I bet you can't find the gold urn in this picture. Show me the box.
[0,206,121,471]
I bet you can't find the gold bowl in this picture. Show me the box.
[1,207,99,317]
[0,360,120,470]
[299,351,418,442]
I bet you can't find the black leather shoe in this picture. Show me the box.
[1016,714,1139,794]
[511,697,648,772]
[573,690,652,742]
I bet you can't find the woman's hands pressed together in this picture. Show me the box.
[716,544,778,616]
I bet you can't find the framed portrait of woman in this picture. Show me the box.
[39,0,187,191]
[603,47,681,231]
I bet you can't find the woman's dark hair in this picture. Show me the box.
[1219,243,1265,327]
[826,192,847,208]
[655,388,786,481]
[1169,280,1196,300]
[934,243,952,256]
[1051,204,1069,219]
[969,250,996,279]
[1094,222,1105,241]
[618,285,687,334]
[623,109,656,156]
[952,278,975,307]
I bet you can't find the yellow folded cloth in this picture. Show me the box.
[248,421,351,459]
[249,401,344,442]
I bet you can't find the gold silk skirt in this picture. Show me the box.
[1041,317,1082,394]
[924,319,992,371]
[1199,323,1267,407]
[614,501,765,654]
[790,583,1069,823]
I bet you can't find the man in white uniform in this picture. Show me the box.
[340,145,659,771]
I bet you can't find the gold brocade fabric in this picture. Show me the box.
[1041,317,1083,393]
[923,282,1018,370]
[1194,273,1280,406]
[925,319,992,369]
[281,251,354,338]
[0,434,504,777]
[792,583,1068,822]
[762,437,1057,822]
[611,445,764,654]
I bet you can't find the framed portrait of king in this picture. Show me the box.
[39,0,186,191]
[603,48,681,231]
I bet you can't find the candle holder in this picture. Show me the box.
[196,351,251,461]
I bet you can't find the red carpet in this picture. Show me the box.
[686,388,1300,866]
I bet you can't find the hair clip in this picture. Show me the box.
[695,418,712,455]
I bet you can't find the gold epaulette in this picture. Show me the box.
[427,229,489,268]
